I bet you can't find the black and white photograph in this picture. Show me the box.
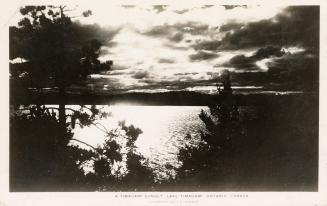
[2,1,326,202]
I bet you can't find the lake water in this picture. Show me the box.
[70,106,207,179]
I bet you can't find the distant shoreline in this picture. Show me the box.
[10,90,318,106]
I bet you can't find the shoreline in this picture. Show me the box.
[10,90,318,106]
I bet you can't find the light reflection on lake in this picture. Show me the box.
[71,106,207,180]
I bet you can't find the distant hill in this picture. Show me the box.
[10,89,316,106]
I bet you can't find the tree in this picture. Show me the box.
[9,6,112,95]
[176,70,265,189]
[10,105,154,191]
[9,6,116,152]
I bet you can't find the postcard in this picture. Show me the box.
[1,0,326,205]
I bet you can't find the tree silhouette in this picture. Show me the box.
[10,105,154,191]
[9,6,116,166]
[175,70,265,188]
[9,6,112,95]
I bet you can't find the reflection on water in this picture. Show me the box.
[71,106,207,180]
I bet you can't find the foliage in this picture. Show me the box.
[10,105,155,191]
[83,120,155,191]
[175,70,265,187]
[9,6,112,92]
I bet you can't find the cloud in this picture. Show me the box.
[219,6,319,50]
[169,32,184,42]
[174,9,190,14]
[222,46,286,71]
[144,25,171,37]
[219,21,244,32]
[175,72,199,76]
[189,51,219,61]
[188,6,318,53]
[192,40,221,51]
[121,5,136,9]
[152,5,168,14]
[201,5,214,9]
[227,51,319,90]
[158,58,175,64]
[266,51,319,89]
[222,5,248,10]
[132,71,150,79]
[142,22,209,42]
[253,46,286,59]
[228,54,259,70]
[179,22,209,35]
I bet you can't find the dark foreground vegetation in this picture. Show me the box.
[162,72,318,191]
[174,92,318,191]
[10,104,155,191]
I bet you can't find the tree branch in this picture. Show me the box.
[71,138,98,151]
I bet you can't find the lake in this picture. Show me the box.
[70,105,208,180]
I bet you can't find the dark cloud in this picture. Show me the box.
[219,6,319,50]
[189,6,319,52]
[164,43,188,50]
[219,22,244,32]
[142,22,209,42]
[121,5,136,9]
[158,58,175,64]
[175,72,199,76]
[192,40,221,51]
[266,51,319,90]
[227,51,319,90]
[132,71,149,79]
[189,51,219,61]
[138,79,157,85]
[179,22,209,35]
[169,32,184,42]
[201,5,214,9]
[144,25,171,37]
[222,46,286,71]
[228,54,258,70]
[222,5,247,10]
[134,50,317,92]
[153,5,168,14]
[253,46,286,59]
[174,9,189,14]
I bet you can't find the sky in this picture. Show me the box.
[13,5,320,93]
